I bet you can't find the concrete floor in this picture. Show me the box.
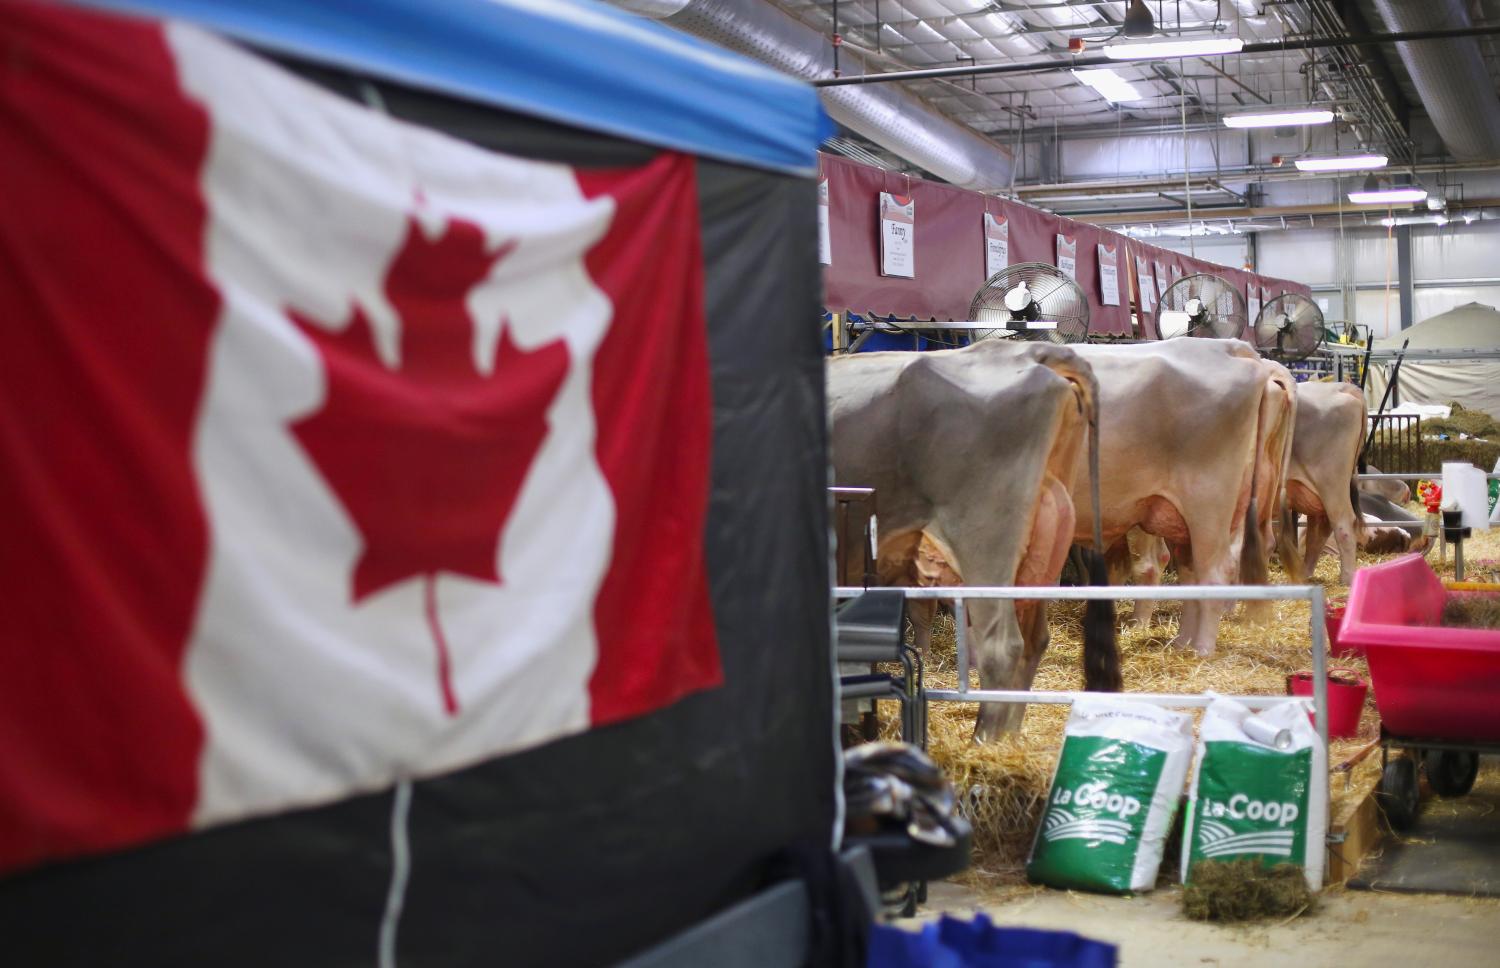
[921,880,1500,967]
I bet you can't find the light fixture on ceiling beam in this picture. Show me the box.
[1348,184,1428,205]
[1293,153,1388,172]
[1122,0,1155,39]
[1223,108,1335,129]
[1073,68,1140,103]
[1104,36,1245,61]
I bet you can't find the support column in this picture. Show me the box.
[1396,224,1414,330]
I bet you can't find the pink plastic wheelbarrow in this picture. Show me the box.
[1338,554,1500,829]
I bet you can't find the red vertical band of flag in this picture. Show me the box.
[0,3,215,870]
[578,159,723,726]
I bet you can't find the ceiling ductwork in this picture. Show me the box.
[1370,0,1500,161]
[606,0,1015,191]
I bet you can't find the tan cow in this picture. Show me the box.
[828,340,1120,740]
[1287,381,1366,583]
[1068,339,1290,655]
[1358,462,1411,504]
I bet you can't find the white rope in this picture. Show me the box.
[378,780,414,968]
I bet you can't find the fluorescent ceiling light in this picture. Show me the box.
[1073,68,1140,103]
[1158,223,1209,237]
[1349,187,1428,205]
[1105,36,1245,61]
[1224,108,1335,129]
[1294,153,1388,172]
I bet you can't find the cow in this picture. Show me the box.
[1358,462,1411,505]
[1067,339,1290,655]
[1105,527,1171,627]
[1286,381,1366,583]
[827,340,1121,740]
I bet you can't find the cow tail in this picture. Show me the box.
[1241,493,1269,588]
[1082,383,1122,692]
[1277,496,1305,584]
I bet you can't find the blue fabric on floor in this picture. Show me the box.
[868,913,1116,968]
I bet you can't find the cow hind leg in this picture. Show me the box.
[1187,556,1240,656]
[1168,547,1197,651]
[1301,514,1331,579]
[1126,530,1168,627]
[1239,496,1275,624]
[906,599,939,657]
[1328,511,1359,585]
[971,600,1027,741]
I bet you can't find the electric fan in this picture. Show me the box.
[967,262,1090,345]
[1156,273,1247,340]
[1254,293,1326,362]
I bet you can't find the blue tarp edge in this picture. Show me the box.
[72,0,832,175]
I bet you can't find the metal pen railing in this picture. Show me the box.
[834,583,1331,759]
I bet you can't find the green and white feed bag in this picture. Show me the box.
[1027,698,1193,893]
[1181,697,1328,891]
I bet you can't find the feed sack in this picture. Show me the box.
[1026,698,1193,893]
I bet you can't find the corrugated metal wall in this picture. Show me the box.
[1255,221,1500,336]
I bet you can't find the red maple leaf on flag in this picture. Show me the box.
[288,214,569,715]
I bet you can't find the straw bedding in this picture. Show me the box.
[883,530,1494,886]
[1182,859,1314,922]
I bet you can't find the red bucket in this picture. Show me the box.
[1287,667,1368,740]
[1324,604,1361,658]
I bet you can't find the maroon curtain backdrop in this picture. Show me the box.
[820,152,1310,341]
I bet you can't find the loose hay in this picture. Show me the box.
[898,548,1389,887]
[1182,859,1313,922]
[1441,594,1500,629]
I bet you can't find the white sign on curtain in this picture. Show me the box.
[1098,243,1120,306]
[1135,255,1154,311]
[983,211,1009,280]
[1154,260,1170,298]
[1248,282,1262,325]
[879,192,915,278]
[1056,233,1077,280]
[817,175,831,266]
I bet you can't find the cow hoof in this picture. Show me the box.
[1168,632,1194,651]
[1194,643,1217,658]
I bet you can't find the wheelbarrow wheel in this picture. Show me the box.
[1423,749,1479,798]
[1378,757,1420,831]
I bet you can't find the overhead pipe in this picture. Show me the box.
[1016,158,1500,197]
[1370,0,1500,162]
[817,22,1500,86]
[607,0,1014,191]
[1074,196,1500,226]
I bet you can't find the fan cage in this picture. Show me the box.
[1157,272,1248,340]
[967,261,1091,345]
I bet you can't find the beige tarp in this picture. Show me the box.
[1365,302,1500,418]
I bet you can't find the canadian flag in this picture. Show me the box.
[0,2,721,873]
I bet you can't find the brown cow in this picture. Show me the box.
[1068,339,1289,655]
[828,340,1120,739]
[1287,381,1366,583]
